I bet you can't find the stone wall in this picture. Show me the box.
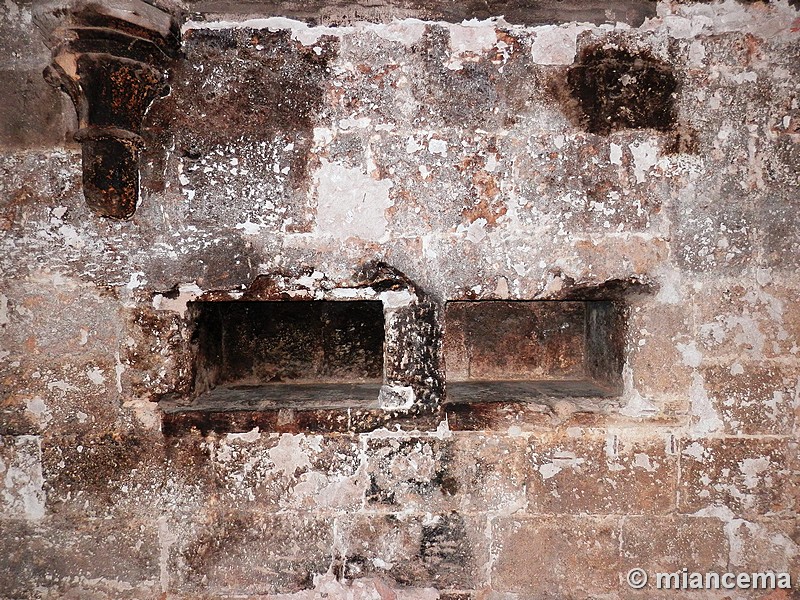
[1,0,799,597]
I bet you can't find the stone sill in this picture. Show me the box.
[159,379,619,435]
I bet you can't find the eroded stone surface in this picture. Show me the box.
[679,438,798,519]
[491,516,622,596]
[1,0,799,597]
[172,511,335,595]
[336,511,486,589]
[0,517,160,599]
[526,431,678,515]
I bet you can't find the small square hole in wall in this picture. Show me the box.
[444,301,624,402]
[187,300,385,409]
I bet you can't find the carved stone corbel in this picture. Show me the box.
[36,1,181,219]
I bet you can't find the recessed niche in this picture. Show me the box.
[444,301,624,402]
[186,300,385,409]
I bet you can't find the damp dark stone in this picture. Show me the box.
[419,513,475,587]
[367,473,397,505]
[189,300,385,392]
[566,45,678,135]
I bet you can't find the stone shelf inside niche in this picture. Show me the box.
[175,298,386,415]
[445,379,620,404]
[444,300,625,405]
[161,382,382,414]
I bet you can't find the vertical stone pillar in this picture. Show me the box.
[36,1,181,219]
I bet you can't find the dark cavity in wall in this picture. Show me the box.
[187,300,385,407]
[565,45,677,135]
[444,300,624,402]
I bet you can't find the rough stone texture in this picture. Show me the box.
[679,437,797,520]
[444,300,590,381]
[335,511,486,589]
[491,516,622,596]
[0,517,161,599]
[208,432,363,511]
[184,0,657,27]
[0,70,68,150]
[2,0,800,598]
[172,511,335,595]
[620,516,730,574]
[526,431,678,515]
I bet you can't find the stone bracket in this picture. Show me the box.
[36,1,181,219]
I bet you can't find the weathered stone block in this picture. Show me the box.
[758,193,800,271]
[617,518,798,598]
[701,363,798,436]
[526,432,678,515]
[171,510,334,595]
[672,185,755,275]
[143,27,333,231]
[336,511,486,589]
[679,438,798,519]
[0,152,82,243]
[624,298,695,401]
[363,433,527,512]
[0,435,44,521]
[449,434,528,513]
[512,133,670,235]
[693,280,799,362]
[363,434,527,513]
[0,70,68,150]
[2,359,127,438]
[210,431,363,512]
[365,436,456,511]
[620,516,729,578]
[0,2,52,70]
[0,517,160,599]
[725,518,799,575]
[566,44,677,135]
[0,279,123,428]
[41,428,166,519]
[0,277,120,362]
[491,516,621,596]
[369,127,512,237]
